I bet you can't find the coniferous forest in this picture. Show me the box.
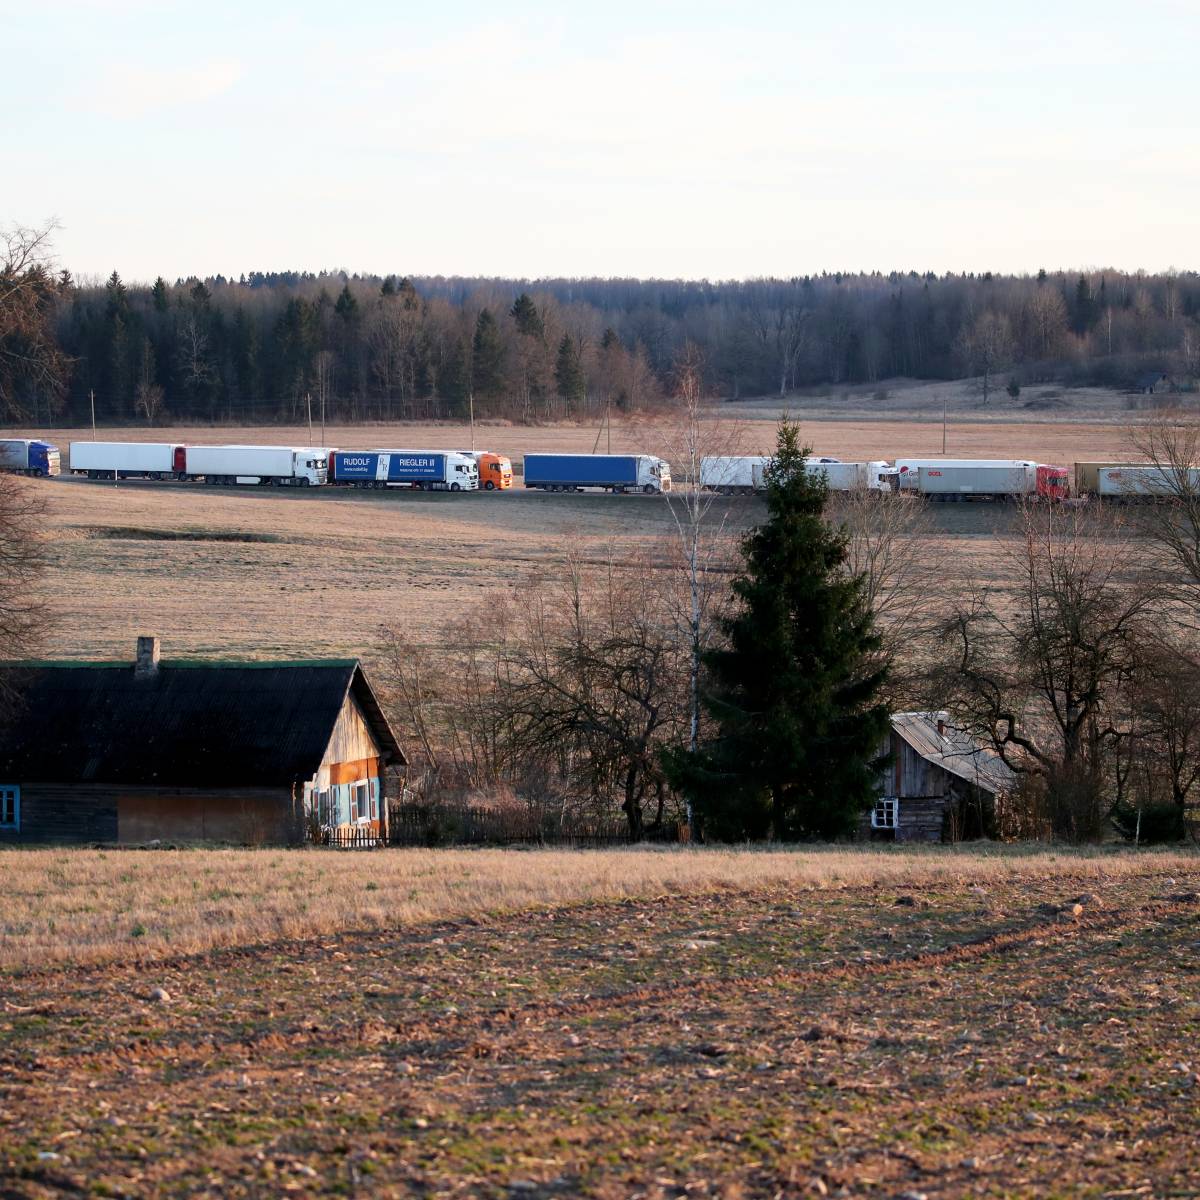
[9,263,1200,425]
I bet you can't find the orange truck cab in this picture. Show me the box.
[459,451,513,490]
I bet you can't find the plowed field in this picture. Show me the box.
[1,850,1196,1197]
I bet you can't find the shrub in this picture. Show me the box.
[1111,801,1187,844]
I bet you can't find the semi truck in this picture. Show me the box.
[70,441,185,480]
[0,438,60,477]
[806,460,897,492]
[522,453,672,493]
[182,445,330,486]
[454,451,513,490]
[699,456,891,494]
[330,450,478,490]
[916,463,1070,501]
[895,458,1039,490]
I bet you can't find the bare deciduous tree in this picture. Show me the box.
[825,489,948,706]
[0,477,52,714]
[957,309,1014,406]
[0,222,68,421]
[935,503,1157,841]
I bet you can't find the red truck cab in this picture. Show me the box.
[1036,464,1071,501]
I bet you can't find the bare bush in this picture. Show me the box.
[934,503,1159,841]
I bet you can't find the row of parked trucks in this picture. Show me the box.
[61,443,509,491]
[1,437,1196,501]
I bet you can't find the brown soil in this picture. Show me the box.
[1,861,1196,1197]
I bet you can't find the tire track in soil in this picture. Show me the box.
[16,893,1195,1080]
[4,866,1188,985]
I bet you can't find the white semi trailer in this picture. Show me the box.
[699,456,892,494]
[895,459,1038,490]
[182,445,331,486]
[1096,465,1200,498]
[699,456,770,494]
[70,441,183,479]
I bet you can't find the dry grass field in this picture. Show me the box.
[3,844,1189,971]
[17,413,1151,664]
[0,846,1196,1197]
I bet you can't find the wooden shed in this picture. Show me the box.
[864,711,1014,842]
[0,637,404,846]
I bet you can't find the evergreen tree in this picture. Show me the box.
[189,279,211,308]
[380,276,397,298]
[1074,275,1096,333]
[554,333,586,404]
[151,277,169,313]
[670,419,891,841]
[510,292,544,339]
[471,308,506,399]
[103,271,134,415]
[335,283,358,323]
[397,277,420,311]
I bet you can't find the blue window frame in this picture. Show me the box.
[0,785,19,830]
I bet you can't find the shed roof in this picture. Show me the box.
[891,711,1014,797]
[0,657,404,786]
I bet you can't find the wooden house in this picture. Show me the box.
[0,637,404,845]
[865,711,1014,842]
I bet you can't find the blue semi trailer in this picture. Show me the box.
[0,439,60,476]
[522,453,672,494]
[330,449,479,490]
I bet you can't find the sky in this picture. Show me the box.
[3,0,1197,283]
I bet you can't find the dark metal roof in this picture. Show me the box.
[0,659,404,786]
[891,711,1014,798]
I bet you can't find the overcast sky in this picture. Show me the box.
[4,0,1196,283]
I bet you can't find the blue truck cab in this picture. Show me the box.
[0,438,60,476]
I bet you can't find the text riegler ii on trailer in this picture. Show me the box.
[330,450,479,490]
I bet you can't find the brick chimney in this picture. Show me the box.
[936,716,946,737]
[135,635,161,679]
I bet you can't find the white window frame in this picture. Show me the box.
[0,785,20,830]
[352,781,370,823]
[872,796,898,830]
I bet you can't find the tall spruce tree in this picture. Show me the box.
[471,308,506,399]
[672,419,891,841]
[554,333,586,404]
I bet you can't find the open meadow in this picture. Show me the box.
[1,845,1197,1197]
[21,412,1151,663]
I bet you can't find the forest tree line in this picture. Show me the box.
[4,224,1200,425]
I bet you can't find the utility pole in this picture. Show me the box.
[306,392,313,441]
[468,389,475,450]
[607,405,612,454]
[942,396,947,455]
[89,389,97,440]
[320,388,326,444]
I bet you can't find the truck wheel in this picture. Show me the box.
[299,477,310,487]
[451,482,461,491]
[31,467,43,478]
[643,484,655,494]
[485,481,495,490]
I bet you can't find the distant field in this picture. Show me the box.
[17,414,1151,665]
[12,411,1144,464]
[0,846,1196,1196]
